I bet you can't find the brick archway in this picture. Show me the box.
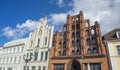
[67,58,80,70]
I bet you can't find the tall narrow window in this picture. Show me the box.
[40,52,43,60]
[31,40,33,47]
[72,41,75,47]
[87,49,91,54]
[63,41,66,48]
[93,48,98,54]
[72,25,75,30]
[60,33,62,39]
[76,24,80,29]
[72,32,75,38]
[76,40,80,46]
[76,32,80,38]
[92,37,96,44]
[72,50,75,55]
[117,45,120,55]
[86,38,91,45]
[45,38,47,45]
[77,50,80,55]
[37,39,40,47]
[59,51,61,56]
[43,66,46,70]
[62,51,66,56]
[45,51,48,60]
[32,66,36,70]
[85,64,88,70]
[38,66,41,70]
[64,26,67,31]
[34,52,38,61]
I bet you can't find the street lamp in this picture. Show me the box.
[23,53,33,70]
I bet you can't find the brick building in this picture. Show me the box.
[48,11,109,70]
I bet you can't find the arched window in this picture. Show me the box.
[72,32,75,38]
[92,37,96,44]
[59,51,61,56]
[72,41,75,47]
[59,42,61,47]
[91,29,95,34]
[63,41,66,48]
[64,26,67,31]
[72,50,75,55]
[62,51,66,56]
[76,32,80,38]
[77,50,80,55]
[72,25,75,30]
[93,48,98,54]
[86,38,91,45]
[76,24,80,30]
[76,40,80,46]
[87,49,91,54]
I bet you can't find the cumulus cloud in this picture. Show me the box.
[2,19,39,39]
[48,0,120,34]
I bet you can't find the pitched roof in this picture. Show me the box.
[103,28,120,41]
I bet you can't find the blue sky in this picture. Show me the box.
[0,0,120,46]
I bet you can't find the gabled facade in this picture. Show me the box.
[24,18,54,70]
[48,11,109,70]
[103,28,120,70]
[0,38,27,70]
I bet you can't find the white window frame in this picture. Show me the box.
[116,32,120,38]
[116,45,120,55]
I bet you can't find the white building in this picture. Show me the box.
[0,38,27,70]
[24,18,54,70]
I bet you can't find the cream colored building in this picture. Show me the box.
[24,18,54,70]
[0,38,27,70]
[103,28,120,70]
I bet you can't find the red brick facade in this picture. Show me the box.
[48,11,109,70]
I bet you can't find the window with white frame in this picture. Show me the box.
[116,32,120,38]
[116,45,120,55]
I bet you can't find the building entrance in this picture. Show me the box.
[71,59,80,70]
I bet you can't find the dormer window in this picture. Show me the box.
[116,32,120,38]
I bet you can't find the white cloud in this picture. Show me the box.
[48,0,120,34]
[2,19,39,39]
[56,0,64,7]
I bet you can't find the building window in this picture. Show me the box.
[87,49,91,54]
[90,63,101,70]
[64,26,67,31]
[45,51,48,60]
[38,66,41,70]
[14,57,16,63]
[21,47,24,52]
[41,52,44,60]
[59,42,62,47]
[93,48,98,54]
[43,66,46,70]
[63,41,66,48]
[34,52,38,61]
[91,29,95,34]
[32,66,35,70]
[86,38,91,45]
[77,50,80,55]
[76,40,80,46]
[31,40,33,47]
[37,39,40,47]
[76,32,80,38]
[76,24,80,30]
[72,41,75,47]
[62,51,66,56]
[117,45,120,55]
[18,57,21,63]
[116,32,120,38]
[85,64,88,70]
[54,64,64,70]
[59,51,61,56]
[72,50,75,55]
[72,32,75,38]
[72,25,75,30]
[7,68,12,70]
[92,37,96,44]
[45,38,47,45]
